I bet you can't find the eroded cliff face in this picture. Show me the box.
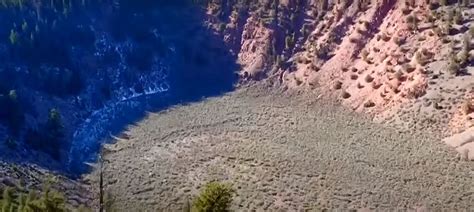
[206,0,474,137]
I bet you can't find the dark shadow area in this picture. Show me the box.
[0,0,239,177]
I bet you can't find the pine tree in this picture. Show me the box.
[44,108,64,159]
[46,109,63,138]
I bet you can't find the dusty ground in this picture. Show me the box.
[91,85,474,211]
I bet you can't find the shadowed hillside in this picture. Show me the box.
[0,0,238,175]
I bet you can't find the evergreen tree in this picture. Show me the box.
[46,109,63,138]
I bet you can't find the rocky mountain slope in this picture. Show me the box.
[205,0,474,158]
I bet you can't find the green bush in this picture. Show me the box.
[0,186,66,212]
[192,182,234,212]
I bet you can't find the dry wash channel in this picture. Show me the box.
[90,85,474,211]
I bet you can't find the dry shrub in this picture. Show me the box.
[402,6,412,15]
[457,50,470,66]
[461,100,474,115]
[350,74,358,80]
[392,35,404,45]
[364,74,374,83]
[402,63,416,73]
[371,81,382,89]
[394,70,404,81]
[381,32,391,42]
[342,91,351,99]
[405,81,428,99]
[364,100,375,107]
[428,30,435,37]
[333,81,343,90]
[406,14,418,31]
[357,21,369,33]
[415,51,428,66]
[356,26,366,34]
[349,34,359,43]
[361,49,369,61]
[448,53,462,76]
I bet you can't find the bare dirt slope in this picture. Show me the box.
[93,85,474,211]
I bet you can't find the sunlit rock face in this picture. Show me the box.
[0,0,238,175]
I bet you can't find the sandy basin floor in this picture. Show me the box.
[93,85,474,211]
